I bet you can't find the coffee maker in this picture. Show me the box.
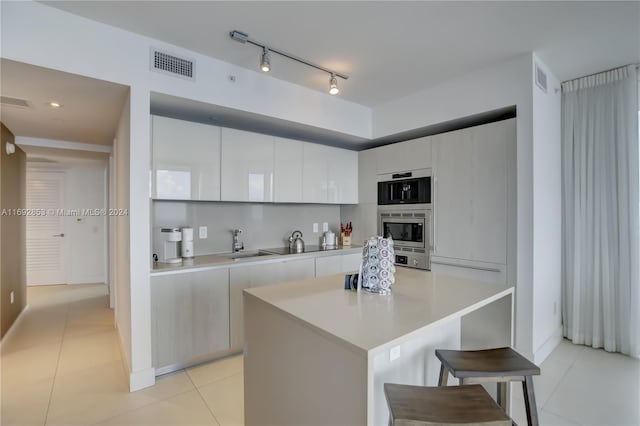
[153,228,183,263]
[181,227,194,259]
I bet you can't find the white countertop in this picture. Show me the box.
[151,245,362,275]
[245,267,513,356]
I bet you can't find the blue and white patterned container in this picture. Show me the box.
[359,236,396,294]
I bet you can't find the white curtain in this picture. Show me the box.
[562,64,640,359]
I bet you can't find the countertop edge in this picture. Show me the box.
[150,245,362,276]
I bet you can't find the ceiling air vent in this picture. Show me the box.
[535,63,547,93]
[1,96,30,109]
[150,48,195,81]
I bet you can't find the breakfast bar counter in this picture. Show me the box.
[243,267,514,425]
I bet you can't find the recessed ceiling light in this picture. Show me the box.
[48,101,62,108]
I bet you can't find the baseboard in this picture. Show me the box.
[534,325,563,364]
[0,304,29,349]
[129,367,156,392]
[114,321,155,392]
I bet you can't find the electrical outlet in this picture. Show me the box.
[390,345,401,362]
[10,291,14,304]
[199,226,207,239]
[322,222,329,232]
[313,223,318,233]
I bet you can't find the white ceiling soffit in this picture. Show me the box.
[42,1,640,107]
[20,145,110,163]
[0,58,129,145]
[150,92,369,149]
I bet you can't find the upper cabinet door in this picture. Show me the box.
[221,128,274,202]
[302,142,329,203]
[273,137,303,203]
[376,136,432,174]
[152,116,221,200]
[468,120,511,265]
[327,147,358,204]
[432,128,473,260]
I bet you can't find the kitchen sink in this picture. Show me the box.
[227,251,275,260]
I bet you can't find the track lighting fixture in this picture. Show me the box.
[229,30,348,95]
[260,47,271,72]
[329,74,339,95]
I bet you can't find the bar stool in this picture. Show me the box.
[435,347,541,426]
[384,383,512,426]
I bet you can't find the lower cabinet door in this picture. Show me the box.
[229,258,315,352]
[315,253,362,277]
[151,268,230,372]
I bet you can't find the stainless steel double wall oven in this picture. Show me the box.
[377,168,432,270]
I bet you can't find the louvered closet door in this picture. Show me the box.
[26,171,66,285]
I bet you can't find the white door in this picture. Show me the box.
[26,171,66,285]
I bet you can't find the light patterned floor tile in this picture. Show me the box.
[55,330,121,377]
[1,342,61,386]
[198,373,244,426]
[0,377,54,426]
[543,346,640,425]
[186,355,243,388]
[93,390,218,426]
[46,361,195,426]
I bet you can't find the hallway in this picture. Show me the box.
[0,284,243,426]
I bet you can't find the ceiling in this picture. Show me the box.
[42,1,640,107]
[0,59,129,145]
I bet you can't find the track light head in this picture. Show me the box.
[261,47,271,72]
[329,74,339,95]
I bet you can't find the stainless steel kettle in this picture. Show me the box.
[289,230,305,253]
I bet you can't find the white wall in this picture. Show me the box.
[113,93,133,382]
[531,56,563,362]
[0,0,373,390]
[373,54,546,360]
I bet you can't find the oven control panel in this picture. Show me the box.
[395,254,429,270]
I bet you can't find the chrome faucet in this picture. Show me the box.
[232,229,244,252]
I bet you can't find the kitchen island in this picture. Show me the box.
[243,267,514,426]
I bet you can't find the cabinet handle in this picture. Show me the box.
[430,260,501,273]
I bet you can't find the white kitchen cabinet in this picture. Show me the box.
[432,127,473,261]
[358,149,378,204]
[328,148,358,204]
[303,143,358,204]
[375,136,432,174]
[151,268,230,373]
[221,128,274,202]
[302,143,329,203]
[315,253,362,277]
[151,116,221,200]
[229,258,315,352]
[273,136,303,202]
[432,119,513,267]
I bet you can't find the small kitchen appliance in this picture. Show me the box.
[181,227,194,259]
[153,227,183,264]
[322,230,336,248]
[378,168,431,205]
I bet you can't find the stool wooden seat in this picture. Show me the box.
[384,383,512,426]
[435,347,541,426]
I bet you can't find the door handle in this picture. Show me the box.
[52,233,65,237]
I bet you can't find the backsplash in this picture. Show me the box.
[152,201,342,255]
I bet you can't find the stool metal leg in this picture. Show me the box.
[522,376,539,426]
[438,364,449,386]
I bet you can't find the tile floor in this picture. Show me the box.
[1,284,638,426]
